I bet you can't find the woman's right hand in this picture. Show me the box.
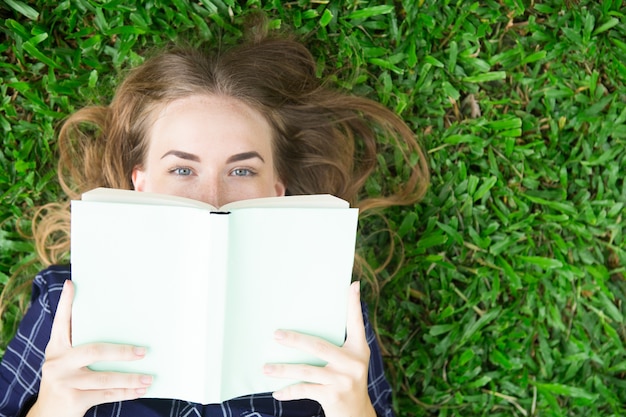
[27,280,153,417]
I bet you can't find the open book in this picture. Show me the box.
[70,188,358,404]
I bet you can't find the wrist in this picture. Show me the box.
[24,400,40,417]
[347,401,377,417]
[364,403,377,417]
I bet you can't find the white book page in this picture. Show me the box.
[71,201,223,403]
[81,188,348,211]
[219,207,358,400]
[221,194,349,210]
[81,188,217,210]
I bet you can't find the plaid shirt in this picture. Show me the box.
[0,266,394,417]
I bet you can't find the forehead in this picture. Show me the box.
[159,94,264,120]
[146,94,274,152]
[155,94,269,130]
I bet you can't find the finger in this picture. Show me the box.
[273,330,343,364]
[72,343,148,368]
[48,280,74,351]
[271,381,323,403]
[263,363,333,385]
[343,281,367,351]
[77,387,150,408]
[77,370,153,391]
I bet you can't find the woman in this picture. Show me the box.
[0,19,429,417]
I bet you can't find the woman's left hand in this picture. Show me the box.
[263,281,376,417]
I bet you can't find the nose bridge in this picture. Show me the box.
[204,173,222,208]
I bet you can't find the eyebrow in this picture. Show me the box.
[161,150,265,164]
[226,151,265,164]
[161,150,201,162]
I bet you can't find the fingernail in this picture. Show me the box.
[140,375,153,385]
[136,388,147,396]
[263,364,275,374]
[274,330,286,340]
[133,346,147,356]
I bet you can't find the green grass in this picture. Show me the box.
[1,0,625,416]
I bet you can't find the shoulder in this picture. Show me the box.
[33,264,71,285]
[30,264,71,318]
[0,266,71,414]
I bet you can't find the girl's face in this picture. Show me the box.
[132,95,286,207]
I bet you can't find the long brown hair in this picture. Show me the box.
[22,18,429,292]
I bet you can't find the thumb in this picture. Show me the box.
[48,280,74,350]
[343,281,367,350]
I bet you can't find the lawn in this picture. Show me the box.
[1,0,625,416]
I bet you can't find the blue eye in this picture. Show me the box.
[172,167,193,176]
[231,168,254,177]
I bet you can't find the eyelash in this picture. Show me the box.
[168,167,257,177]
[230,168,256,177]
[170,167,193,176]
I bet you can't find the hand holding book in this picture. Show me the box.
[265,282,377,417]
[26,280,153,417]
